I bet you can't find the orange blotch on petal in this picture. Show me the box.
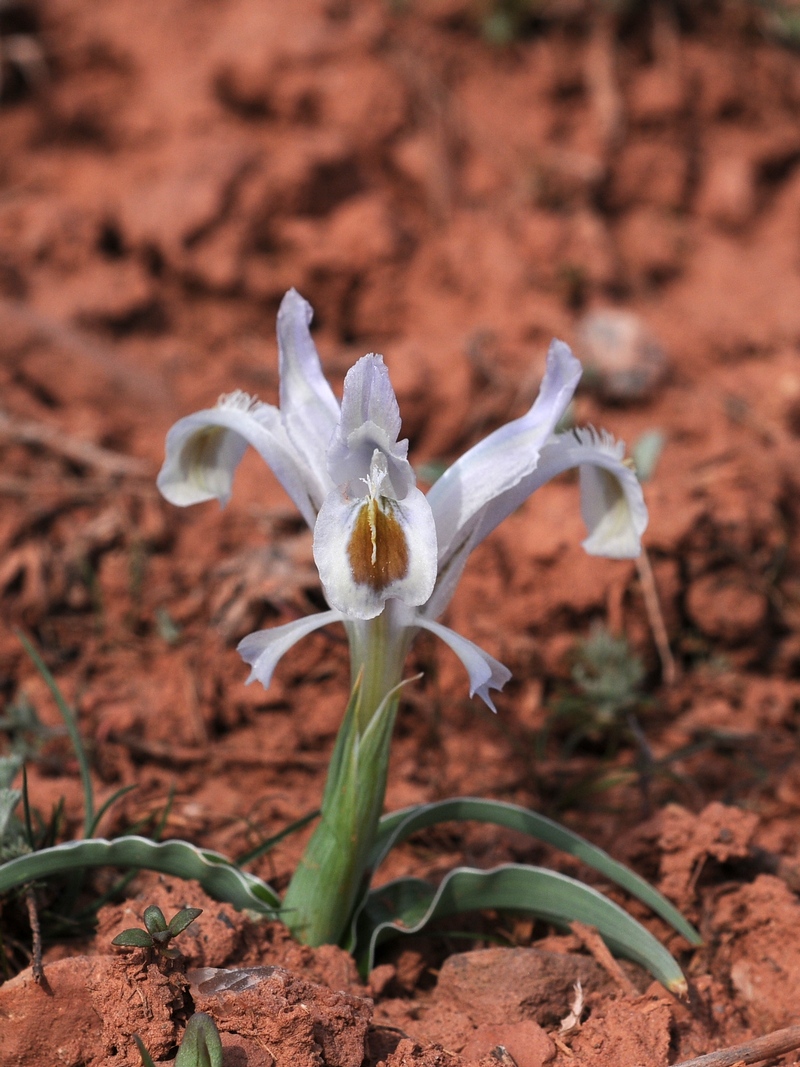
[348,498,409,592]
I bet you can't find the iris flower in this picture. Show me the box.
[159,288,649,946]
[158,289,646,714]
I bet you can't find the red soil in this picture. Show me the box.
[2,2,800,1065]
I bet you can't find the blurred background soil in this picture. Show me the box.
[2,1,800,1065]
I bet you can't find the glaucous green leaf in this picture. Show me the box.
[368,798,700,946]
[356,863,687,994]
[0,836,281,912]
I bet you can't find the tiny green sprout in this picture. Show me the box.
[134,1012,222,1067]
[112,905,202,960]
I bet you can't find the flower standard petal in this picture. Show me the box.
[315,353,437,620]
[238,610,345,691]
[157,392,318,527]
[314,482,438,620]
[427,340,582,566]
[277,289,340,507]
[327,355,414,500]
[414,618,512,712]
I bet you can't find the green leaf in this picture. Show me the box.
[168,907,203,936]
[112,928,154,948]
[0,756,22,791]
[282,677,403,946]
[0,788,22,845]
[366,798,700,947]
[17,632,95,838]
[133,1034,157,1067]
[0,836,281,913]
[143,905,168,935]
[235,808,320,867]
[21,766,35,852]
[356,864,688,995]
[632,429,666,484]
[175,1012,223,1067]
[89,783,138,837]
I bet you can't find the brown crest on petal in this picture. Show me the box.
[348,498,409,592]
[185,427,225,477]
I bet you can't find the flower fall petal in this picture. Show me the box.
[237,610,345,691]
[314,481,437,620]
[157,393,318,527]
[469,427,647,561]
[415,617,512,712]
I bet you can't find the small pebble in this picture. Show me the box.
[575,309,669,403]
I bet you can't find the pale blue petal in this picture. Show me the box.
[277,289,340,507]
[467,427,647,560]
[427,339,582,566]
[157,394,318,527]
[238,610,345,691]
[338,352,401,443]
[422,429,647,621]
[420,520,482,622]
[415,617,512,712]
[313,483,438,620]
[576,431,649,557]
[327,354,415,500]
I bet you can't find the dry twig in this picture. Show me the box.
[637,548,677,686]
[0,409,150,477]
[569,920,637,995]
[24,884,44,984]
[671,1024,800,1067]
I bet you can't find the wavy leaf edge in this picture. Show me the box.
[366,797,700,945]
[0,836,281,913]
[357,862,688,995]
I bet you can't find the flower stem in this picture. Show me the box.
[347,607,413,732]
[281,607,412,946]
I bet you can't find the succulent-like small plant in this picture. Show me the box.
[134,1012,223,1067]
[112,904,202,960]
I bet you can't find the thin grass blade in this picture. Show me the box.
[89,784,138,837]
[133,1035,157,1067]
[21,766,34,850]
[235,809,320,867]
[17,632,95,837]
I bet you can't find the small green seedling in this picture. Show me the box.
[134,1012,223,1067]
[112,904,202,960]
